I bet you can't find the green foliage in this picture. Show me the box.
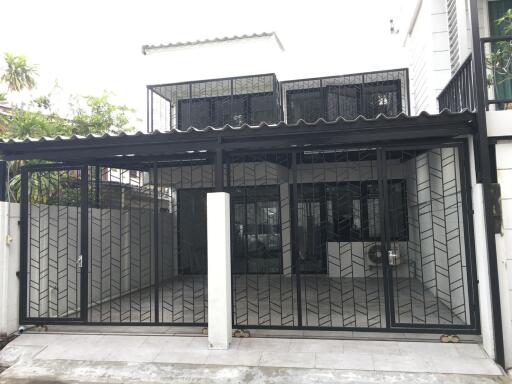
[0,53,137,202]
[486,9,512,85]
[0,53,37,92]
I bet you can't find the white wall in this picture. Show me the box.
[494,140,512,369]
[0,202,20,337]
[400,0,452,113]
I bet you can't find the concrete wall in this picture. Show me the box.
[0,202,20,337]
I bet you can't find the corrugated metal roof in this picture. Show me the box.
[0,109,475,145]
[142,32,284,54]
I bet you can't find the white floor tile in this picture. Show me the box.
[342,340,401,355]
[315,352,374,371]
[430,356,503,375]
[237,337,291,352]
[153,350,209,364]
[397,341,460,357]
[373,353,434,373]
[455,343,488,359]
[289,339,345,353]
[205,350,261,367]
[259,351,315,368]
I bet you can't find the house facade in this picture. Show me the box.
[399,0,512,369]
[0,0,510,371]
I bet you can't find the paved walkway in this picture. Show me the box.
[0,333,508,383]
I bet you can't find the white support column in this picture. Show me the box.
[0,202,20,338]
[207,192,232,349]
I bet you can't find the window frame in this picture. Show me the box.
[176,91,276,130]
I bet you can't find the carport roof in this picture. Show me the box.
[0,109,476,162]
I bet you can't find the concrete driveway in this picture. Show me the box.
[0,333,509,383]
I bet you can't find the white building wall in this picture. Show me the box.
[401,0,452,113]
[494,141,512,369]
[0,202,20,337]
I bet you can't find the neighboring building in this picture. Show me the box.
[399,0,512,369]
[0,9,509,373]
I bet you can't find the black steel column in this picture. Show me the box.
[0,161,7,201]
[468,0,505,367]
[215,143,224,192]
[19,168,28,322]
[80,165,89,322]
[153,163,160,323]
[290,152,302,326]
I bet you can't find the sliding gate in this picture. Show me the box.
[229,143,479,332]
[19,161,212,325]
[19,142,479,333]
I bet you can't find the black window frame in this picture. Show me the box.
[285,79,403,123]
[229,185,283,274]
[177,91,276,130]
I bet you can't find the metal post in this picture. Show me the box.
[0,161,7,202]
[290,152,302,326]
[468,0,505,367]
[215,144,224,192]
[80,165,89,322]
[153,163,159,323]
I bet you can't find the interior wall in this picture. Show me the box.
[403,147,470,324]
[27,202,164,319]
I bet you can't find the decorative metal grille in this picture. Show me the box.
[149,74,281,132]
[23,166,83,321]
[20,143,477,332]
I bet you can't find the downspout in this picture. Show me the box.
[468,0,505,368]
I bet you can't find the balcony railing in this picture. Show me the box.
[438,55,475,112]
[481,36,512,110]
[281,69,410,124]
[438,36,512,112]
[148,69,411,132]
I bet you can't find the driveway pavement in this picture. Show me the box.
[0,333,508,383]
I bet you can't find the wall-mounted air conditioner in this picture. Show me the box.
[365,243,402,267]
[366,243,382,266]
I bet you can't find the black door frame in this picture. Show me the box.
[19,163,88,324]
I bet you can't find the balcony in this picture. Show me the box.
[147,69,410,133]
[438,36,512,113]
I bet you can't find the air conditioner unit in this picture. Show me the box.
[366,243,383,266]
[365,243,402,267]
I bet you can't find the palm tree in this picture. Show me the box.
[1,53,38,92]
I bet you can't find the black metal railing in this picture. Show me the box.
[438,36,512,112]
[281,69,410,124]
[481,36,512,110]
[147,69,411,132]
[147,74,282,132]
[437,55,475,112]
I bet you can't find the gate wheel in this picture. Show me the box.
[440,334,460,343]
[233,329,251,338]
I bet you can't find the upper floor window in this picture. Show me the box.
[285,80,403,124]
[177,92,275,129]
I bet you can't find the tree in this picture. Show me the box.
[0,53,137,202]
[486,9,512,86]
[0,53,37,92]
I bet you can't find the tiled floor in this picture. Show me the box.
[85,277,466,328]
[0,333,502,376]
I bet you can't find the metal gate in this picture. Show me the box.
[228,142,479,333]
[20,160,212,326]
[19,141,479,333]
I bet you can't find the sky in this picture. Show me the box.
[0,0,406,131]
